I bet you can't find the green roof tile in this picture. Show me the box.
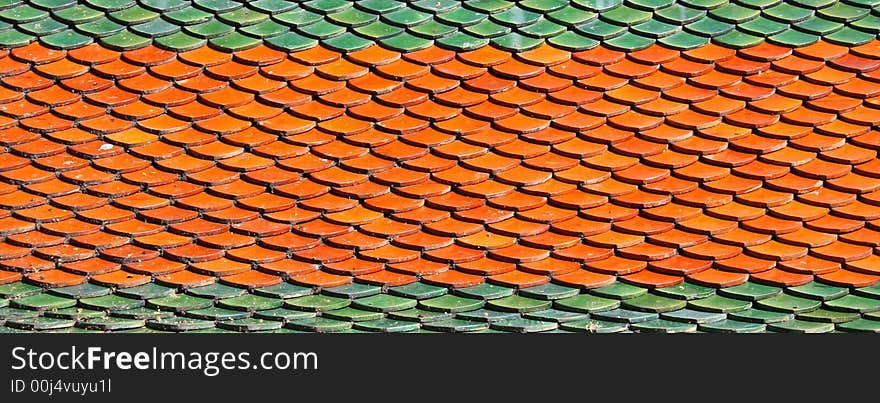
[131,19,182,37]
[699,319,766,333]
[352,294,418,312]
[604,30,656,49]
[714,28,764,46]
[388,282,448,300]
[19,19,68,36]
[140,0,188,12]
[490,317,559,332]
[79,316,145,331]
[218,8,270,27]
[273,9,322,27]
[547,31,600,50]
[353,318,420,332]
[680,0,730,9]
[823,294,880,313]
[287,317,352,332]
[736,0,782,8]
[788,282,849,301]
[156,32,208,52]
[147,294,214,313]
[358,0,404,14]
[849,14,880,32]
[717,282,781,301]
[164,6,211,25]
[253,308,317,322]
[253,283,313,299]
[217,318,283,332]
[767,27,820,45]
[631,318,698,333]
[437,8,487,27]
[817,2,869,21]
[653,282,716,300]
[454,283,516,300]
[575,0,624,12]
[116,283,176,300]
[384,8,431,27]
[632,19,681,38]
[419,295,484,313]
[48,283,112,299]
[685,16,734,36]
[194,0,241,13]
[622,294,688,313]
[7,316,76,331]
[388,308,454,323]
[756,294,823,314]
[411,0,459,13]
[592,308,659,323]
[79,295,145,311]
[560,318,628,333]
[0,29,33,46]
[546,6,598,26]
[463,20,511,37]
[100,30,151,49]
[12,294,77,310]
[0,281,43,298]
[187,283,248,299]
[1,4,50,22]
[518,19,566,38]
[555,294,620,313]
[487,295,553,313]
[239,20,288,38]
[217,294,283,311]
[285,295,350,312]
[147,317,215,331]
[455,308,520,322]
[656,4,707,24]
[738,16,788,36]
[523,308,590,323]
[824,25,875,45]
[111,307,174,320]
[853,283,880,298]
[422,318,489,332]
[380,32,433,51]
[466,0,516,13]
[794,16,845,35]
[109,6,159,25]
[322,283,382,299]
[185,306,251,320]
[767,319,835,333]
[709,3,761,23]
[728,308,794,323]
[796,308,860,323]
[491,32,545,51]
[322,307,384,321]
[0,307,40,321]
[519,283,580,300]
[837,318,880,333]
[265,31,318,50]
[592,282,649,300]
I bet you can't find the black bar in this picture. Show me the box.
[0,334,870,401]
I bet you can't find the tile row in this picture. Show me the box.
[4,278,880,333]
[0,0,880,53]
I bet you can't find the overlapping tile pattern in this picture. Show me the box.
[5,28,880,332]
[1,0,880,53]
